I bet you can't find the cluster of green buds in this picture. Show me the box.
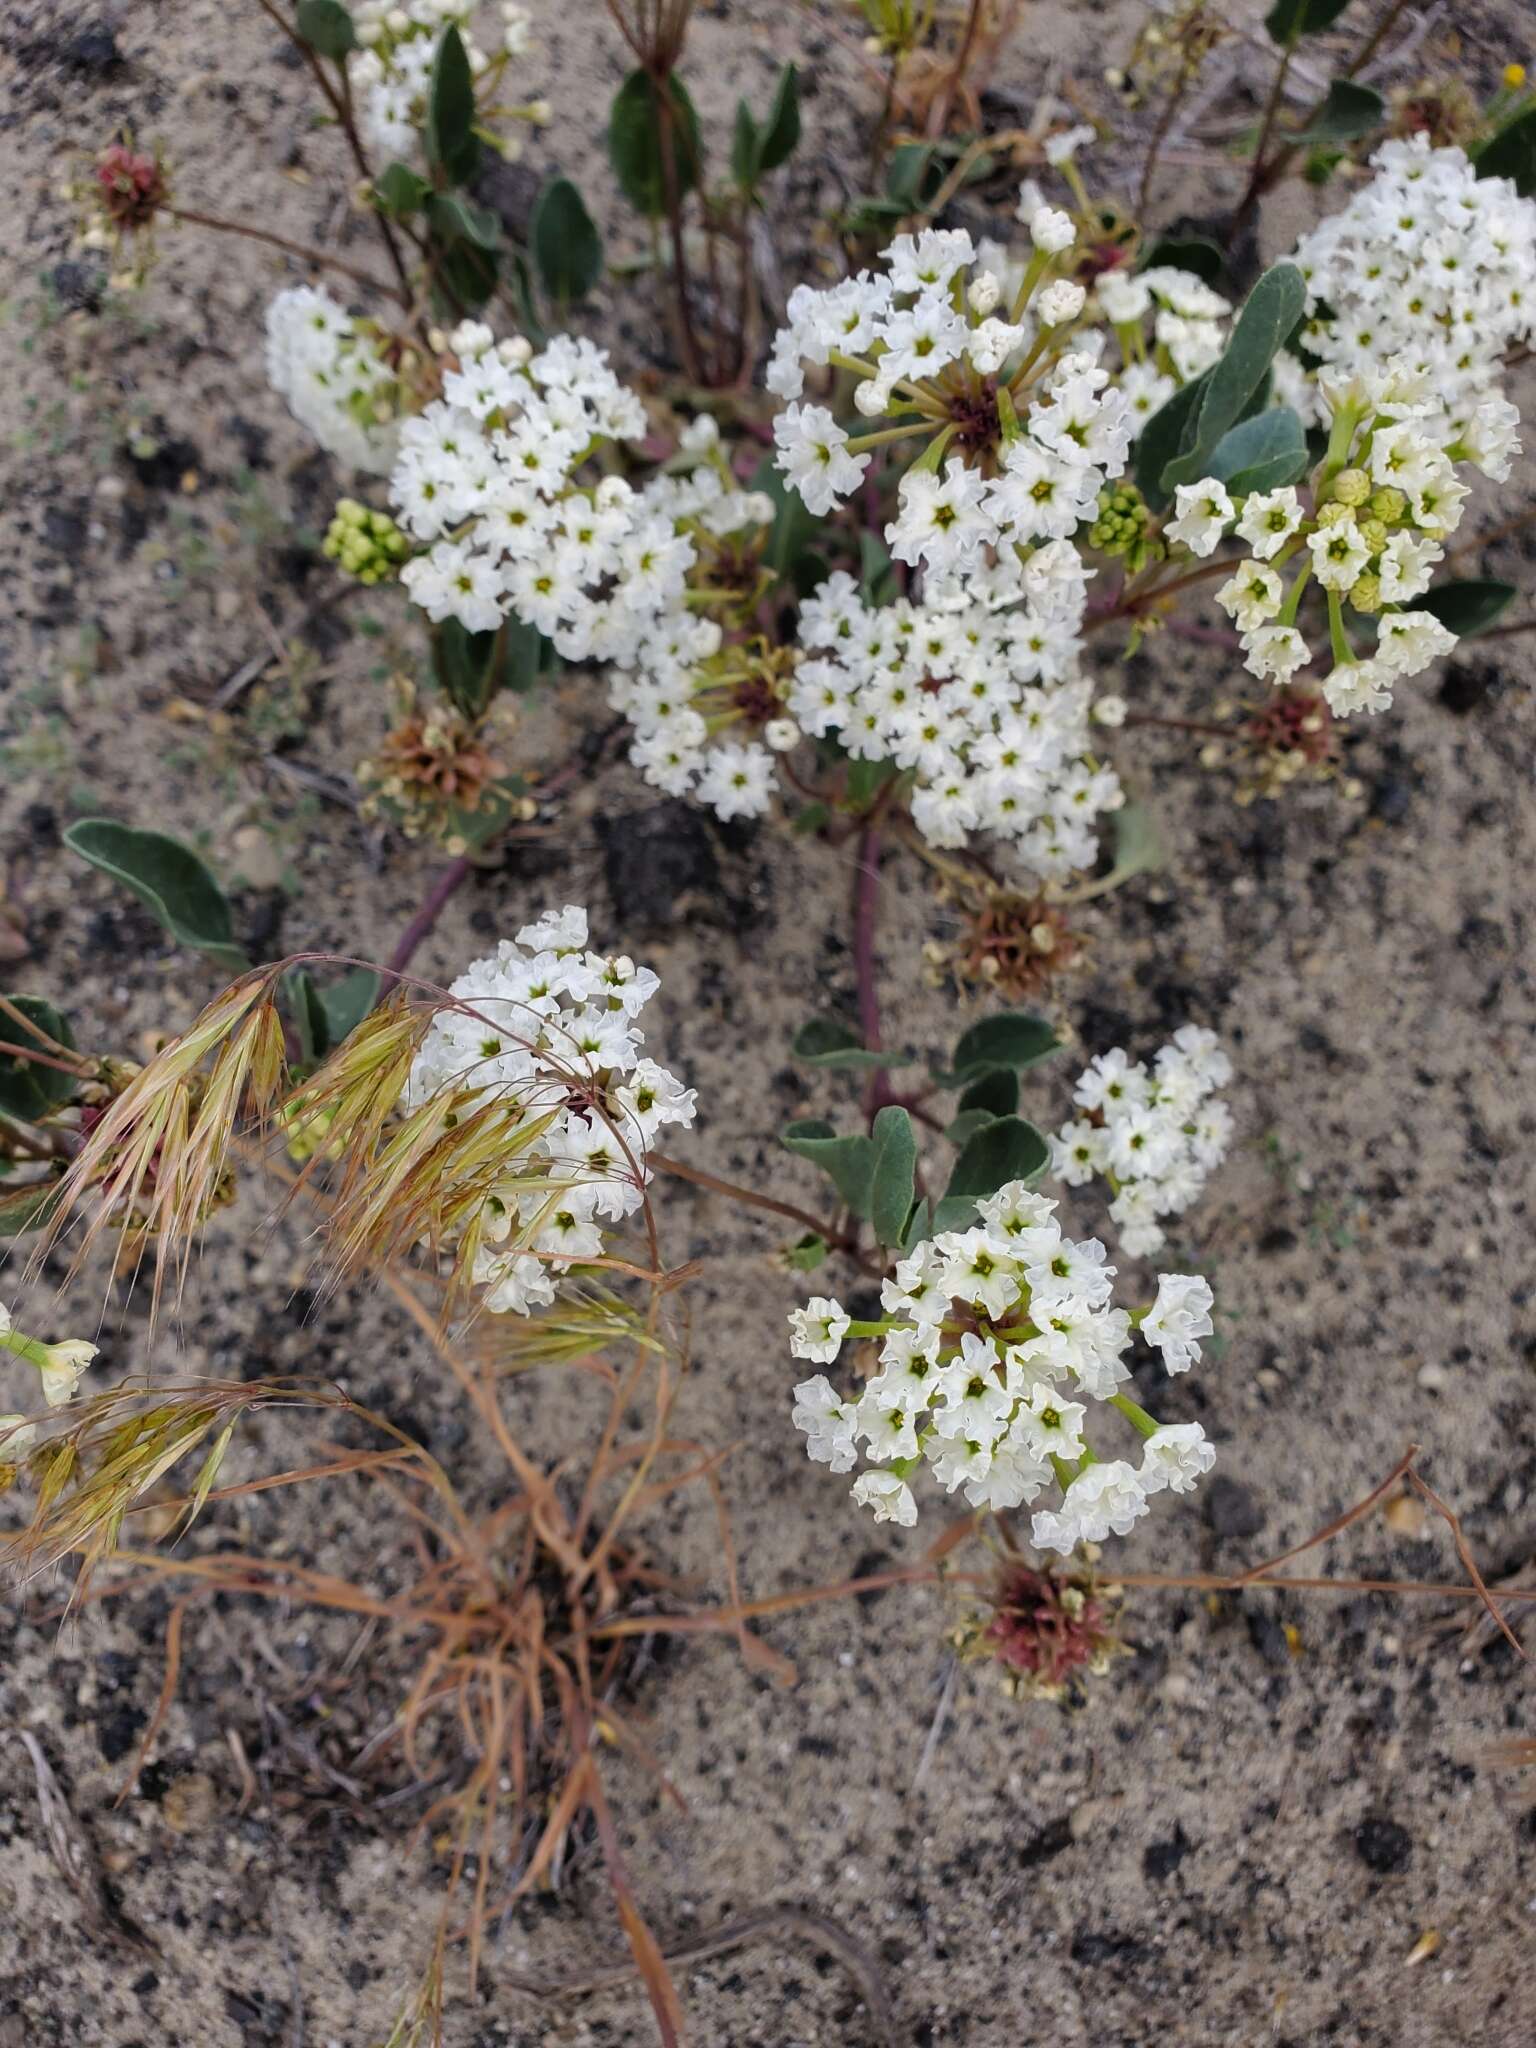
[323,498,411,585]
[1089,480,1160,573]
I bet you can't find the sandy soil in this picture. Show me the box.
[3,2,1536,2043]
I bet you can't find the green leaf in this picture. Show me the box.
[608,69,702,218]
[1475,107,1536,197]
[433,619,500,718]
[944,1115,1051,1208]
[858,529,896,606]
[731,102,760,191]
[374,161,431,216]
[1135,371,1208,509]
[749,454,824,582]
[869,1105,917,1247]
[944,1107,999,1148]
[885,142,933,205]
[426,25,479,186]
[1205,406,1309,494]
[781,1119,876,1217]
[290,967,380,1063]
[956,1067,1019,1118]
[64,820,249,972]
[1137,236,1224,284]
[296,0,355,58]
[426,191,502,251]
[1265,0,1353,42]
[530,176,604,304]
[753,62,801,175]
[1106,802,1164,884]
[844,757,899,810]
[0,1177,66,1237]
[791,1016,901,1071]
[1416,579,1518,637]
[784,1232,829,1272]
[901,1197,934,1250]
[431,233,500,312]
[945,1011,1060,1085]
[1163,264,1306,493]
[1289,78,1384,142]
[0,997,76,1121]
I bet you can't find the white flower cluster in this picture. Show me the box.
[1165,352,1515,716]
[1050,1025,1232,1258]
[600,418,788,819]
[789,1184,1217,1550]
[788,552,1121,878]
[348,1,531,162]
[767,225,1136,576]
[1291,135,1536,434]
[264,286,401,475]
[390,323,695,658]
[404,907,696,1315]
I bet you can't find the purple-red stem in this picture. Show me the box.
[386,856,472,977]
[854,822,887,1123]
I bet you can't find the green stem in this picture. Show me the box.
[1109,1392,1161,1440]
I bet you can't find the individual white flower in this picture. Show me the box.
[852,1469,919,1525]
[772,402,868,515]
[1235,486,1304,561]
[792,1375,859,1473]
[0,1415,36,1463]
[1166,479,1234,557]
[1011,1382,1087,1461]
[1215,560,1282,632]
[1028,205,1077,253]
[1031,1459,1149,1551]
[1140,1422,1216,1495]
[1241,622,1311,685]
[1142,1274,1215,1374]
[1036,280,1086,327]
[1043,123,1094,167]
[788,1296,852,1364]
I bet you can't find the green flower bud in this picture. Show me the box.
[1330,467,1371,508]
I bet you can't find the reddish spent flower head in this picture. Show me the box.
[954,1558,1126,1702]
[95,143,167,231]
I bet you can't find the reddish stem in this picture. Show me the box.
[386,857,472,977]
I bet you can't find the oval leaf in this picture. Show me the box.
[1265,0,1353,42]
[1205,406,1309,494]
[1291,78,1384,143]
[956,1067,1018,1118]
[427,25,479,186]
[0,996,76,1121]
[426,190,502,252]
[609,69,702,218]
[1416,579,1517,638]
[1137,235,1224,284]
[944,1115,1051,1208]
[530,175,604,304]
[0,1177,66,1237]
[1135,370,1208,509]
[945,1011,1059,1085]
[1163,264,1306,492]
[781,1119,875,1218]
[869,1104,917,1248]
[296,0,356,58]
[374,161,431,216]
[64,820,248,972]
[1476,108,1536,197]
[754,62,801,176]
[791,1016,906,1071]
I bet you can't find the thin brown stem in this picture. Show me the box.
[650,1151,850,1249]
[165,205,394,296]
[250,0,415,306]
